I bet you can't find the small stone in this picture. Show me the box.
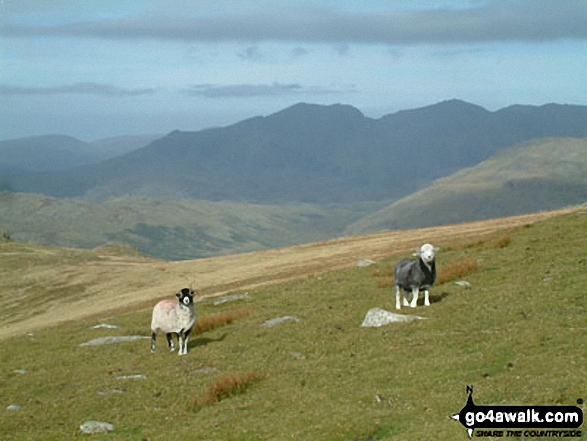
[80,336,149,346]
[92,323,120,329]
[213,292,249,306]
[13,368,27,375]
[79,420,115,434]
[357,259,376,268]
[6,403,21,411]
[116,374,146,380]
[261,316,300,328]
[192,367,219,375]
[455,280,471,288]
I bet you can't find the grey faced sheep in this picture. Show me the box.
[394,243,438,309]
[151,288,196,355]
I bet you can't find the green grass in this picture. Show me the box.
[0,192,382,260]
[1,212,586,440]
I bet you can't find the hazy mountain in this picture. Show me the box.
[0,134,161,172]
[346,137,587,234]
[4,100,587,204]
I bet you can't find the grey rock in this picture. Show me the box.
[192,367,219,375]
[96,388,124,395]
[79,336,149,346]
[79,420,114,434]
[357,259,376,268]
[261,316,300,328]
[13,368,27,375]
[213,292,249,306]
[361,307,425,327]
[455,280,472,288]
[116,374,146,380]
[92,323,120,329]
[6,403,21,411]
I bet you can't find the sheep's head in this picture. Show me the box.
[176,288,194,306]
[418,243,438,264]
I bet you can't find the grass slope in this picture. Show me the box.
[0,192,380,260]
[1,210,585,440]
[348,138,587,234]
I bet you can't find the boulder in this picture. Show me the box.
[79,420,114,434]
[361,307,425,327]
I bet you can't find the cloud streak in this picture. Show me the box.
[2,1,587,45]
[0,82,157,97]
[184,83,351,98]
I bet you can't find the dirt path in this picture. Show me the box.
[0,208,577,340]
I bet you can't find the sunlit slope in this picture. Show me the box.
[347,138,587,234]
[0,207,576,341]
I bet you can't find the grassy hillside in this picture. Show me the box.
[0,192,382,260]
[348,138,587,234]
[0,210,585,440]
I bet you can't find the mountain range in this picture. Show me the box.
[4,99,587,204]
[0,99,586,259]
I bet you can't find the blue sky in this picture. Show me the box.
[1,0,586,141]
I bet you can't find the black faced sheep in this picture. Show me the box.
[151,288,196,355]
[394,244,437,309]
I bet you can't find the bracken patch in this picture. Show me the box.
[195,309,251,334]
[191,371,265,410]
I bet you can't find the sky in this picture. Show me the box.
[1,0,586,141]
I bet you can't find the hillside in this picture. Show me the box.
[0,208,585,440]
[0,206,577,341]
[0,193,381,260]
[0,134,160,174]
[347,138,587,234]
[5,100,587,203]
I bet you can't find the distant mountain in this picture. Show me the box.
[346,138,587,234]
[4,100,587,203]
[0,134,161,172]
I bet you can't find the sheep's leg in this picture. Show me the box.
[424,289,430,306]
[410,287,419,308]
[395,285,401,310]
[180,328,192,355]
[151,332,156,353]
[177,333,184,356]
[166,333,175,352]
[402,290,410,307]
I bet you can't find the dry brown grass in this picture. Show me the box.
[192,371,265,410]
[195,309,251,334]
[493,233,511,249]
[436,259,481,284]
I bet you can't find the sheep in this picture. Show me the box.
[151,288,196,356]
[394,243,438,309]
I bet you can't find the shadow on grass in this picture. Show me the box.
[190,333,227,349]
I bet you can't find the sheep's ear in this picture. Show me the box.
[176,291,182,298]
[412,251,420,257]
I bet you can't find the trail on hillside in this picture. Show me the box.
[0,208,578,340]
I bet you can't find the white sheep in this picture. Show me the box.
[150,288,196,355]
[394,243,438,309]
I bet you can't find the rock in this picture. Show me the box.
[213,292,249,306]
[261,316,300,328]
[79,420,115,434]
[6,403,21,411]
[116,374,146,380]
[361,307,425,327]
[96,388,124,395]
[192,367,219,375]
[13,368,27,375]
[455,280,472,288]
[79,336,149,346]
[92,323,120,329]
[357,259,376,268]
